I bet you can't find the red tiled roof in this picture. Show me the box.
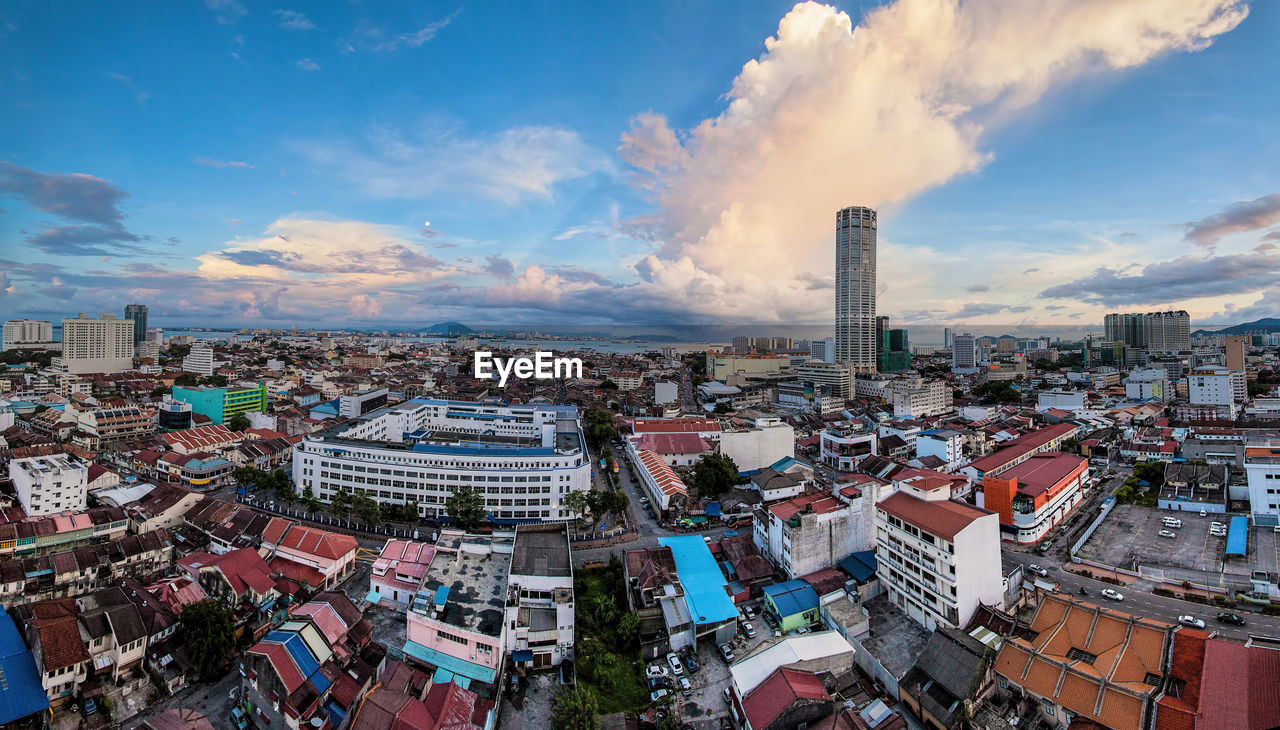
[768,492,845,520]
[634,432,711,455]
[269,557,325,588]
[278,524,358,561]
[37,616,89,671]
[1157,628,1280,730]
[968,422,1077,473]
[743,668,830,729]
[160,423,239,451]
[877,491,991,540]
[261,516,293,545]
[1001,453,1087,498]
[631,417,720,434]
[248,640,305,694]
[635,450,687,497]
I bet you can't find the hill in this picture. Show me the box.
[1192,318,1280,336]
[418,322,474,335]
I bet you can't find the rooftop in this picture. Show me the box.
[967,422,1077,474]
[510,526,571,577]
[1000,452,1087,498]
[415,533,512,637]
[877,491,992,541]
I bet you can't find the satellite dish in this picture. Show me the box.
[311,719,324,728]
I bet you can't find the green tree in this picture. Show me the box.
[551,686,600,730]
[713,401,732,413]
[330,488,351,517]
[227,413,251,432]
[562,489,589,519]
[232,466,262,488]
[182,600,237,680]
[601,380,619,391]
[352,493,382,526]
[150,385,170,398]
[1062,438,1080,455]
[1248,379,1274,397]
[690,452,742,498]
[582,408,617,450]
[301,485,322,514]
[173,372,200,387]
[446,486,486,531]
[203,374,229,387]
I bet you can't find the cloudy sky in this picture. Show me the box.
[2,0,1278,331]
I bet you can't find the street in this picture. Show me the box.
[1002,551,1280,641]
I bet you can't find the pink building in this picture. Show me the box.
[368,539,435,610]
[272,524,358,590]
[403,531,510,688]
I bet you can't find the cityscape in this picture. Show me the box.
[2,2,1280,730]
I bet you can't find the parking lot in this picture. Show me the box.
[643,603,774,726]
[1078,503,1278,579]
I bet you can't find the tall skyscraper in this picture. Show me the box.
[124,303,148,347]
[1225,335,1247,372]
[835,205,877,372]
[943,327,953,349]
[1103,310,1189,352]
[61,313,135,374]
[952,333,977,371]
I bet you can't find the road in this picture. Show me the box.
[1001,551,1280,641]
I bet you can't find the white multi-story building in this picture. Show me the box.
[820,427,877,472]
[1186,365,1246,416]
[874,480,1003,631]
[889,380,953,418]
[1125,367,1171,401]
[1036,390,1085,412]
[2,319,54,348]
[182,344,215,377]
[792,359,852,400]
[505,526,575,669]
[753,488,880,579]
[60,313,134,374]
[916,430,965,471]
[1146,310,1191,353]
[1244,439,1280,526]
[9,454,89,517]
[834,206,877,372]
[952,334,978,373]
[293,398,592,522]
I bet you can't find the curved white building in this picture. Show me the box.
[293,398,592,523]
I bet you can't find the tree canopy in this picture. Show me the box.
[182,600,237,680]
[690,452,742,498]
[446,485,486,531]
[227,413,251,432]
[551,686,600,730]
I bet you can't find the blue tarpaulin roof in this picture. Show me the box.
[0,613,49,724]
[838,551,878,583]
[763,579,820,618]
[658,536,738,625]
[706,501,722,517]
[1226,515,1249,557]
[434,585,450,605]
[512,650,534,662]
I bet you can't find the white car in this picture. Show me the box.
[678,676,692,693]
[1211,522,1226,529]
[646,665,669,679]
[1101,589,1124,601]
[1162,518,1182,528]
[1158,530,1177,538]
[650,689,669,702]
[1178,615,1206,629]
[742,621,757,638]
[666,652,683,675]
[1028,564,1049,577]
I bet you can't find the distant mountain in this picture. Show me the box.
[419,322,473,335]
[1192,318,1280,336]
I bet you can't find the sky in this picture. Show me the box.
[2,0,1279,333]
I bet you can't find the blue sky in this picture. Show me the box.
[2,0,1278,331]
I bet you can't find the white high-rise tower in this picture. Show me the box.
[835,206,877,371]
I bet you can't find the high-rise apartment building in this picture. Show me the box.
[2,319,54,349]
[1105,311,1189,353]
[952,334,978,372]
[124,303,148,347]
[1225,335,1247,372]
[880,328,911,373]
[183,343,215,377]
[943,327,953,348]
[835,206,877,372]
[60,313,135,374]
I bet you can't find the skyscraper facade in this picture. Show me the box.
[1103,310,1189,353]
[124,303,148,347]
[61,313,134,374]
[835,206,877,372]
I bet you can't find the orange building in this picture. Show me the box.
[980,452,1089,543]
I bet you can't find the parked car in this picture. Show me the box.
[650,689,670,702]
[1158,530,1177,538]
[743,605,756,619]
[679,676,692,695]
[666,652,684,675]
[1101,589,1124,601]
[742,621,757,638]
[723,687,733,704]
[762,612,778,629]
[719,644,735,662]
[1028,564,1049,577]
[682,652,699,673]
[1178,615,1206,629]
[83,698,99,717]
[794,626,812,635]
[1216,612,1246,626]
[1162,518,1182,528]
[1210,528,1227,537]
[649,677,673,691]
[646,665,669,679]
